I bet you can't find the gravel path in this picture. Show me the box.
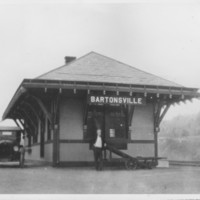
[0,164,200,194]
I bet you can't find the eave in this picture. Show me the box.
[2,78,200,120]
[23,78,198,97]
[2,82,27,120]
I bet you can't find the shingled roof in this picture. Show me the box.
[2,51,199,121]
[37,52,182,88]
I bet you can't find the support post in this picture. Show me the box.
[154,130,158,161]
[154,102,171,165]
[52,94,60,167]
[153,101,162,162]
[128,105,135,126]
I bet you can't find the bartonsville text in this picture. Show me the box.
[88,95,146,105]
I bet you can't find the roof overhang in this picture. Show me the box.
[23,78,199,95]
[2,82,27,120]
[2,78,200,120]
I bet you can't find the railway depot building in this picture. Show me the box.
[2,52,199,167]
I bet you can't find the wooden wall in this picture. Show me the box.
[130,103,154,140]
[59,97,83,140]
[59,98,155,161]
[25,143,53,162]
[24,115,53,163]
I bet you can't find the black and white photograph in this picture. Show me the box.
[0,0,200,199]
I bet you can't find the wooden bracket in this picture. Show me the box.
[17,108,37,129]
[158,104,171,126]
[154,101,162,129]
[103,83,106,95]
[73,82,77,94]
[116,84,119,95]
[144,86,147,97]
[22,101,41,121]
[28,95,53,125]
[129,85,132,96]
[14,111,35,137]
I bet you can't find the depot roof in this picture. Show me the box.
[37,51,182,87]
[2,51,199,120]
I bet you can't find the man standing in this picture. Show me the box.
[93,129,103,171]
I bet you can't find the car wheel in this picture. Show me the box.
[125,159,137,170]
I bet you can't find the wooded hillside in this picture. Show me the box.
[158,112,200,161]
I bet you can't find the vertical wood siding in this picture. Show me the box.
[60,143,93,162]
[25,143,53,162]
[130,103,154,140]
[59,97,84,140]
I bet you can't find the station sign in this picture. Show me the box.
[88,95,146,105]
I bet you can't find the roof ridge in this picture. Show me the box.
[92,51,183,87]
[35,51,94,79]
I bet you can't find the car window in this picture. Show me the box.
[2,131,12,136]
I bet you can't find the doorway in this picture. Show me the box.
[86,105,128,149]
[105,105,127,149]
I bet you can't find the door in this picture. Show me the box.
[105,105,128,149]
[86,105,128,149]
[86,105,104,147]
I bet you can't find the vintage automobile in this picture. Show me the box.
[0,125,25,167]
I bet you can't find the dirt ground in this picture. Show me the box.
[0,163,200,194]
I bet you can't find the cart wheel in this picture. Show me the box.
[19,147,25,168]
[147,162,152,169]
[125,159,137,170]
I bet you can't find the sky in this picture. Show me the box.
[0,0,200,123]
